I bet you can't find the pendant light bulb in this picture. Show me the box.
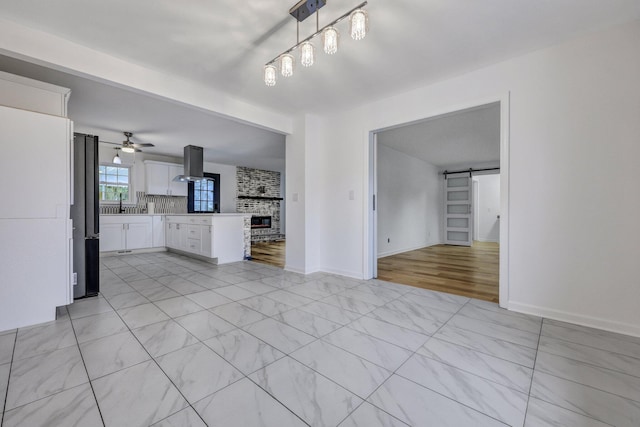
[300,41,315,67]
[322,26,339,55]
[264,64,277,86]
[350,9,369,41]
[280,54,294,77]
[113,151,122,164]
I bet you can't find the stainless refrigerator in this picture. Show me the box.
[71,133,100,298]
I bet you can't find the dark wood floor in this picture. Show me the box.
[377,242,499,302]
[250,241,286,268]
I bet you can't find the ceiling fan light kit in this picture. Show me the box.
[263,0,369,86]
[112,149,122,164]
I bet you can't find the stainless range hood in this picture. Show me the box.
[173,145,204,182]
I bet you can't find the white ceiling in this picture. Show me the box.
[0,55,287,172]
[1,0,639,116]
[377,102,500,169]
[1,1,638,171]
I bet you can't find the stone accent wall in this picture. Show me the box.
[236,167,284,242]
[100,192,187,215]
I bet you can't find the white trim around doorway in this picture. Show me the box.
[365,93,511,308]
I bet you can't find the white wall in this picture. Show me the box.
[474,174,500,242]
[377,144,442,257]
[305,20,640,336]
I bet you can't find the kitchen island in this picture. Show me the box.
[100,213,251,264]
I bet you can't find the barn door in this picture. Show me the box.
[445,174,473,246]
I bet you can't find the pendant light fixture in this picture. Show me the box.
[322,26,339,54]
[300,41,315,67]
[263,1,369,86]
[280,53,294,77]
[264,64,277,86]
[349,9,368,40]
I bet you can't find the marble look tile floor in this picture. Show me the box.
[1,252,639,426]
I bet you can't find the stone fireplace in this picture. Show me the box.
[236,167,284,242]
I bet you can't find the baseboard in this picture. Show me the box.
[284,265,306,275]
[319,267,365,280]
[377,241,441,259]
[508,301,640,338]
[100,247,167,257]
[476,238,499,243]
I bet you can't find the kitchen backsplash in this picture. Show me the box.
[100,191,188,215]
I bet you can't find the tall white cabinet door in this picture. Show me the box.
[0,106,70,219]
[126,222,153,250]
[168,164,188,196]
[146,163,169,195]
[101,223,125,252]
[444,175,473,246]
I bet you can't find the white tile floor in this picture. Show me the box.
[1,252,639,426]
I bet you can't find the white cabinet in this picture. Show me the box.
[101,223,126,252]
[145,161,187,197]
[168,164,187,197]
[126,223,152,250]
[0,71,70,117]
[166,221,187,250]
[202,225,213,257]
[164,215,245,263]
[100,216,152,252]
[152,215,165,247]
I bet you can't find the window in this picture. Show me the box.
[188,173,220,213]
[99,165,132,202]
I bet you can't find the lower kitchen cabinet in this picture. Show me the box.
[100,214,247,262]
[100,216,153,252]
[152,215,165,247]
[165,215,245,263]
[100,222,126,252]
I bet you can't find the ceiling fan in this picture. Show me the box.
[102,131,155,164]
[101,131,154,153]
[119,131,154,153]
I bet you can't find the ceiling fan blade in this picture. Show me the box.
[132,143,155,148]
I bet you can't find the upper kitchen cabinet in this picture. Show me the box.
[145,160,187,197]
[0,71,70,117]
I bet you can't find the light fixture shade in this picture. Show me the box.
[322,26,339,55]
[264,64,277,86]
[350,9,369,40]
[121,146,135,154]
[300,41,315,67]
[113,153,122,164]
[280,54,294,77]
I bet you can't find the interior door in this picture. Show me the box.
[444,174,473,246]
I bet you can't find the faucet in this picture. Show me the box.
[119,193,125,214]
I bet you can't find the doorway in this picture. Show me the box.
[367,96,510,306]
